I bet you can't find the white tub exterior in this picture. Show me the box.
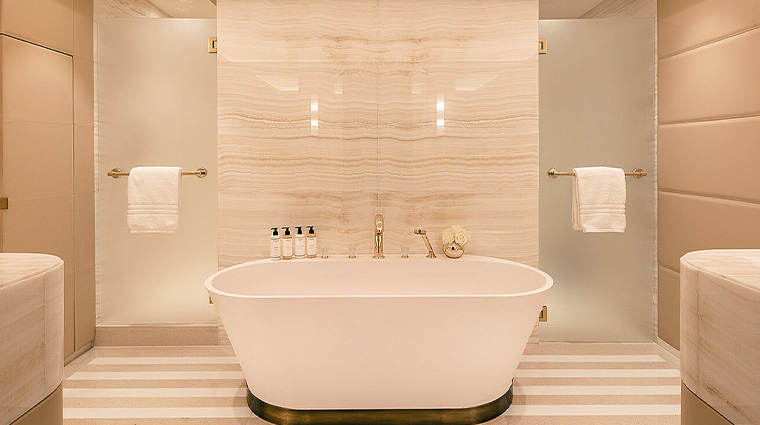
[206,255,552,411]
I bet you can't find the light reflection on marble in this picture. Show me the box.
[680,249,760,425]
[0,253,64,425]
[217,0,538,268]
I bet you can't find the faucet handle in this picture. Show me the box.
[375,214,384,232]
[414,229,426,235]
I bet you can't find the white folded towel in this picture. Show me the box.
[572,167,626,233]
[127,167,182,233]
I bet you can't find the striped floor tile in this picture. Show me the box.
[63,343,680,425]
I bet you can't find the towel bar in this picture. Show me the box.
[107,168,207,179]
[547,168,646,179]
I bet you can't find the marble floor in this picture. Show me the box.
[62,343,680,425]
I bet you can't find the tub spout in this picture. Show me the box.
[374,214,385,259]
[414,229,437,259]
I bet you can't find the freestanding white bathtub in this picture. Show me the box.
[206,255,552,425]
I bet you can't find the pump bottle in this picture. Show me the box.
[294,226,306,259]
[306,226,317,258]
[270,227,281,260]
[281,227,293,260]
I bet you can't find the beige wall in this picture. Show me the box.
[217,0,539,269]
[657,0,760,349]
[0,0,95,357]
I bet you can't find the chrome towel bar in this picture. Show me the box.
[107,168,208,179]
[547,168,647,179]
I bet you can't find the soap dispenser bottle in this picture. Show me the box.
[306,225,317,258]
[270,227,281,260]
[294,226,306,259]
[281,227,293,260]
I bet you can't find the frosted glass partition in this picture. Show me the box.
[538,19,656,342]
[97,19,218,324]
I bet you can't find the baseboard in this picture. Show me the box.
[95,324,219,346]
[655,337,680,369]
[65,342,93,365]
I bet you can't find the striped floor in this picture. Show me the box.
[63,343,680,425]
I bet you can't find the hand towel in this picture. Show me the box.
[572,166,626,233]
[127,167,182,233]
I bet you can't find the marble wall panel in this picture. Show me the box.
[0,255,63,425]
[0,274,46,425]
[218,0,538,268]
[376,0,537,63]
[377,61,538,264]
[217,0,378,63]
[217,59,379,265]
[680,250,760,425]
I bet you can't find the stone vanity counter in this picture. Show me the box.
[0,254,64,425]
[681,249,760,425]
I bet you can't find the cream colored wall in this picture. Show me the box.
[0,0,95,357]
[657,0,760,349]
[217,0,539,269]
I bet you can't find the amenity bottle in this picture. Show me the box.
[306,225,317,258]
[294,226,306,259]
[270,227,281,260]
[281,227,293,260]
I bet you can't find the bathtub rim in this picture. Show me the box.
[206,255,553,300]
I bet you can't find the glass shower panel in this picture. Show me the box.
[97,19,218,324]
[539,19,656,342]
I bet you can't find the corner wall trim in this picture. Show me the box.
[95,324,219,346]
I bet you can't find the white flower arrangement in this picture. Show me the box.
[442,225,471,247]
